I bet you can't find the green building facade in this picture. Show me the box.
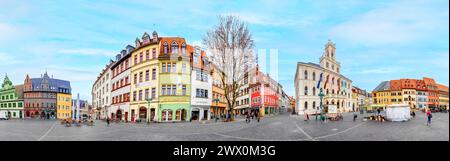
[0,74,24,119]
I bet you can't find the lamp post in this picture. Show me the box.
[213,98,219,119]
[318,88,325,120]
[146,98,152,124]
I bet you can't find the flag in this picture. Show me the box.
[324,75,329,89]
[316,73,323,89]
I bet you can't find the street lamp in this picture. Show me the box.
[146,98,152,124]
[213,98,219,119]
[318,88,325,121]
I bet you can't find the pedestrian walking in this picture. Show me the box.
[245,110,251,123]
[106,117,110,127]
[304,112,309,121]
[426,108,432,126]
[353,112,357,122]
[256,111,260,122]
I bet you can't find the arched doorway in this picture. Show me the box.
[191,108,199,121]
[150,108,155,121]
[19,111,23,119]
[26,110,30,117]
[181,109,186,121]
[116,110,122,121]
[139,107,147,120]
[176,110,181,121]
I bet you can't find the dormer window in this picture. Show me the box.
[135,38,141,48]
[194,51,199,65]
[163,42,168,54]
[171,41,179,54]
[182,43,186,55]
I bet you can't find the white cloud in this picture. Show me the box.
[57,48,117,57]
[330,0,449,46]
[223,12,317,28]
[0,52,21,65]
[0,23,25,42]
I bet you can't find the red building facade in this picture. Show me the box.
[249,68,279,117]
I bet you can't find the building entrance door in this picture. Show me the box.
[116,110,122,121]
[131,109,135,122]
[150,109,155,121]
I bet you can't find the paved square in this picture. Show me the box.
[0,112,448,141]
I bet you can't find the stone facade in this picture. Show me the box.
[294,40,354,115]
[23,72,71,119]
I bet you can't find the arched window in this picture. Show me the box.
[304,70,308,80]
[304,101,308,110]
[313,87,316,96]
[171,41,179,54]
[312,101,316,109]
[332,89,335,94]
[304,86,308,95]
[181,43,186,55]
[312,72,316,81]
[163,42,168,54]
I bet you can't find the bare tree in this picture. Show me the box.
[203,15,255,121]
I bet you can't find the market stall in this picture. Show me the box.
[385,104,411,122]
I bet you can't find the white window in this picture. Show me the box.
[171,41,179,54]
[182,63,186,73]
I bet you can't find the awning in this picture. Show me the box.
[366,104,385,110]
[234,106,251,110]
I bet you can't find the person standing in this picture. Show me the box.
[245,110,250,123]
[426,108,432,126]
[256,110,260,122]
[106,117,110,127]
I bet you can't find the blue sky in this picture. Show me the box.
[0,0,448,101]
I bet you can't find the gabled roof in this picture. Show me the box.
[30,78,71,91]
[373,81,390,92]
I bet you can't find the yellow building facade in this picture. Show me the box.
[129,32,161,122]
[373,91,391,106]
[57,93,72,119]
[389,90,402,104]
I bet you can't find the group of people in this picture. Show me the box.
[245,109,260,123]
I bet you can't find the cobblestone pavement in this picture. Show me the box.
[0,112,448,141]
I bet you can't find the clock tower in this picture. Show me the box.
[320,39,341,73]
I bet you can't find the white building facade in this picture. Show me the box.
[190,47,212,121]
[92,60,114,120]
[417,90,428,109]
[294,40,354,115]
[109,45,134,122]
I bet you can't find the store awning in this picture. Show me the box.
[234,106,251,110]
